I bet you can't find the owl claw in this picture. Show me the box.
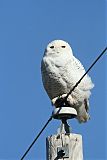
[51,94,68,107]
[51,97,58,106]
[52,94,78,107]
[67,95,78,106]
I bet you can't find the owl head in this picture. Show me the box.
[44,40,73,56]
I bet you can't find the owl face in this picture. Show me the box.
[45,40,73,56]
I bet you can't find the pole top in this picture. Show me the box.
[52,107,77,120]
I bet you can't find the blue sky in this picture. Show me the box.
[0,0,106,160]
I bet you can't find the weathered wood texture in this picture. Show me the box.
[46,133,83,160]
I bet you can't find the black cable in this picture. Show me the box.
[57,47,107,106]
[66,47,107,99]
[20,116,52,160]
[20,46,107,160]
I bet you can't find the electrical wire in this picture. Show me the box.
[20,116,52,160]
[57,47,107,106]
[66,47,107,99]
[20,46,107,160]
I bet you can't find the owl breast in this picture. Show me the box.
[41,57,70,99]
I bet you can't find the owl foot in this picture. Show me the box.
[51,97,59,106]
[51,94,79,107]
[52,94,69,107]
[67,94,79,106]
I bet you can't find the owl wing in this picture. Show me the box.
[71,56,94,91]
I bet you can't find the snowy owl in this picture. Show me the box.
[41,40,94,123]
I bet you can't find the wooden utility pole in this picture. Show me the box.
[46,107,83,160]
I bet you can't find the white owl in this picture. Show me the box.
[41,40,94,123]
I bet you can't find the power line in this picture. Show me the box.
[57,47,107,106]
[20,116,52,160]
[66,47,107,99]
[20,46,107,160]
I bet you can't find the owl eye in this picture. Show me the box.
[61,46,66,48]
[50,46,54,49]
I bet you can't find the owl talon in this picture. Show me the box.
[52,97,58,106]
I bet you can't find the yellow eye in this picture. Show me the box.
[50,46,54,49]
[61,46,66,48]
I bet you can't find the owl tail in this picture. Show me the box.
[76,99,90,123]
